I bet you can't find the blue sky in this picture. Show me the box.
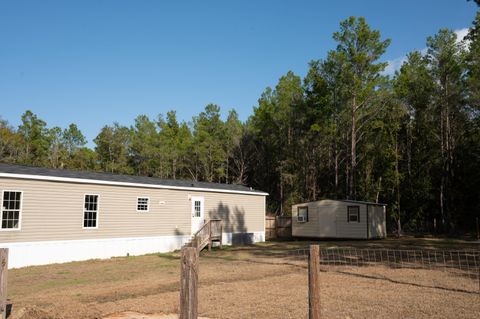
[0,0,477,146]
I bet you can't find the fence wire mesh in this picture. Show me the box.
[288,248,479,293]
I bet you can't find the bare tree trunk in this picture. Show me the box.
[280,173,284,216]
[172,158,176,179]
[226,157,229,184]
[312,147,317,201]
[375,177,382,203]
[440,76,451,233]
[349,95,357,200]
[334,141,339,199]
[345,164,350,197]
[395,133,402,236]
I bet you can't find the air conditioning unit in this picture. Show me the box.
[297,216,306,222]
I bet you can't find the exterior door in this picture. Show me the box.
[191,196,205,234]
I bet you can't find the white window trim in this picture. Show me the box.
[191,196,204,218]
[136,196,150,213]
[297,206,308,223]
[0,190,23,231]
[82,193,100,229]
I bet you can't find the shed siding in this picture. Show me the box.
[292,200,385,239]
[292,201,343,238]
[291,202,320,237]
[368,205,387,238]
[0,177,265,244]
[334,203,368,239]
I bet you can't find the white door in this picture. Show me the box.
[191,196,205,234]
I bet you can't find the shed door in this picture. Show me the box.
[191,196,205,235]
[318,207,337,237]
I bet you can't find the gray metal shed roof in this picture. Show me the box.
[0,163,268,195]
[296,199,387,206]
[336,199,387,206]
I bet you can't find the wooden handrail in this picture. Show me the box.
[191,219,223,253]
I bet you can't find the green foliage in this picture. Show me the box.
[157,111,192,179]
[192,104,227,182]
[18,110,49,165]
[324,16,392,199]
[1,13,479,233]
[466,12,480,110]
[129,115,159,176]
[94,123,132,174]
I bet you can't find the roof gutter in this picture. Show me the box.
[0,173,269,196]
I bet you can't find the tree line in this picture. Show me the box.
[1,13,480,234]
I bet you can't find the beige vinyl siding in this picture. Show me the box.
[292,201,339,237]
[0,177,265,243]
[335,203,367,239]
[292,203,320,237]
[203,192,264,234]
[292,200,387,239]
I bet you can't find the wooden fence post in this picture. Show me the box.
[180,247,198,319]
[0,248,8,319]
[309,245,320,319]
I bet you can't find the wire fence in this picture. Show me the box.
[286,247,480,294]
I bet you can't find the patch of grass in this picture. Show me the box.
[157,252,180,260]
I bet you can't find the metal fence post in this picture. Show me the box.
[0,248,8,319]
[309,245,321,319]
[180,247,198,319]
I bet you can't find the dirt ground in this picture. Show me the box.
[7,237,480,319]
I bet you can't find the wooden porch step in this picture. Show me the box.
[183,219,223,253]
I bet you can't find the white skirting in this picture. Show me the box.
[2,231,265,268]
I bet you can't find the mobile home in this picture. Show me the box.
[0,163,267,268]
[292,199,386,239]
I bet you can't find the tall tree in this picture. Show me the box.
[466,12,480,110]
[394,51,436,231]
[224,110,247,184]
[329,17,390,199]
[0,118,24,163]
[94,123,132,174]
[191,104,226,182]
[250,71,304,213]
[130,115,159,176]
[62,124,86,158]
[426,29,466,232]
[47,126,64,168]
[17,110,49,165]
[158,111,192,179]
[304,57,345,200]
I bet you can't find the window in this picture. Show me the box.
[194,200,201,217]
[297,206,308,222]
[83,194,98,228]
[1,191,22,230]
[348,206,360,223]
[137,197,149,212]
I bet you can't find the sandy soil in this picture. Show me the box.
[102,312,210,319]
[7,237,480,319]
